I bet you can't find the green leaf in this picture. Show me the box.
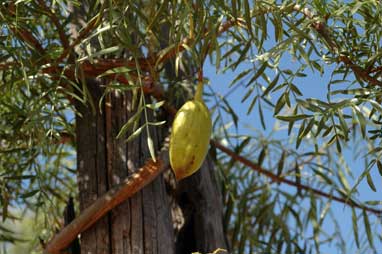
[263,73,280,97]
[272,13,283,42]
[277,151,285,176]
[315,116,327,137]
[336,137,342,153]
[299,118,315,140]
[349,161,374,196]
[246,62,268,87]
[274,94,286,115]
[289,83,303,96]
[124,124,145,143]
[148,121,166,126]
[311,167,333,185]
[20,189,39,198]
[294,162,302,196]
[337,110,348,139]
[243,0,253,38]
[116,107,144,139]
[287,106,299,135]
[363,209,374,248]
[330,88,372,96]
[296,120,306,149]
[222,98,239,129]
[353,106,366,138]
[312,61,323,74]
[231,68,252,88]
[351,208,359,248]
[257,146,267,166]
[258,102,266,129]
[246,95,258,115]
[337,168,350,192]
[365,200,382,206]
[276,114,312,122]
[147,136,156,162]
[376,160,382,176]
[366,172,377,192]
[97,66,135,78]
[145,100,165,110]
[77,46,121,62]
[232,41,251,69]
[241,86,255,103]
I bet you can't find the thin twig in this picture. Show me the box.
[212,140,382,215]
[56,14,102,62]
[36,0,69,49]
[6,2,45,55]
[293,4,339,52]
[155,18,242,68]
[10,27,45,55]
[294,4,382,87]
[338,55,382,86]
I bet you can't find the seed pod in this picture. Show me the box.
[169,100,212,180]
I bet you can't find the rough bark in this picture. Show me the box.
[75,80,111,254]
[75,82,175,254]
[63,197,81,254]
[175,157,228,253]
[72,2,228,253]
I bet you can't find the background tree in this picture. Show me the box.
[1,1,382,254]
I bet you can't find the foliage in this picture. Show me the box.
[1,0,382,253]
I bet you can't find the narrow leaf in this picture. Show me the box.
[263,73,280,96]
[366,172,377,192]
[277,151,285,177]
[276,114,312,122]
[351,208,360,248]
[147,136,156,162]
[363,209,374,248]
[125,125,145,143]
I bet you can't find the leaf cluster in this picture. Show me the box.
[1,0,382,253]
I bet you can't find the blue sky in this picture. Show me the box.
[204,55,382,253]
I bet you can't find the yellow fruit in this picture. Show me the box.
[169,100,212,180]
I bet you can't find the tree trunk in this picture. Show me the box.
[75,82,174,254]
[175,157,228,253]
[75,81,228,253]
[72,2,228,253]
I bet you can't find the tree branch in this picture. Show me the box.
[10,27,45,55]
[44,138,170,254]
[211,140,382,215]
[338,55,382,86]
[5,3,45,55]
[57,13,103,62]
[155,18,241,68]
[36,0,70,49]
[294,4,382,87]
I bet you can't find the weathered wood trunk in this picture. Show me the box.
[75,81,228,253]
[72,2,228,253]
[75,82,174,254]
